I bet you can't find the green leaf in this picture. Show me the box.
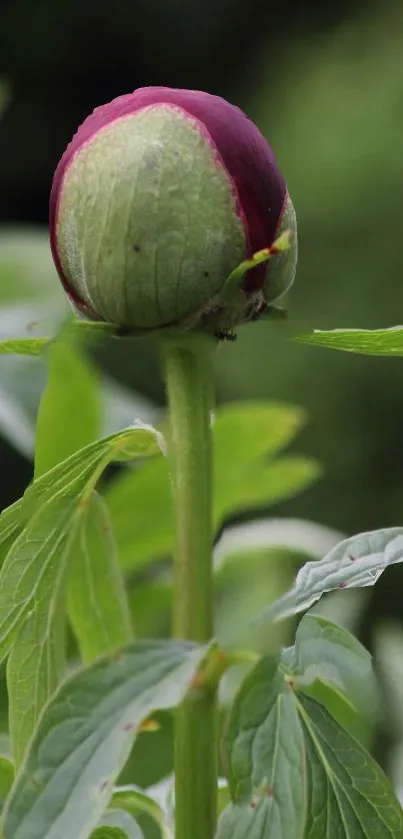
[0,756,14,808]
[111,786,170,837]
[0,495,79,663]
[283,615,377,716]
[91,829,129,839]
[5,495,79,766]
[215,455,320,524]
[217,655,306,839]
[97,809,143,838]
[0,338,49,356]
[297,694,403,838]
[35,339,101,477]
[0,501,24,559]
[3,640,206,839]
[68,493,133,663]
[294,326,403,357]
[261,527,403,623]
[23,424,163,522]
[1,425,162,764]
[106,401,318,571]
[214,401,306,466]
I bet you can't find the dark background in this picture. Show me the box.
[1,0,403,790]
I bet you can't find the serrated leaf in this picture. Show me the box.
[262,527,403,623]
[97,809,143,839]
[3,640,206,839]
[106,401,317,571]
[35,340,101,477]
[217,655,305,839]
[294,326,403,357]
[68,493,132,663]
[297,694,403,838]
[283,615,376,716]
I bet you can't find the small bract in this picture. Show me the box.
[50,87,297,334]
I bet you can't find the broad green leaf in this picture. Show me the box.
[35,340,101,477]
[215,456,320,525]
[294,326,403,357]
[22,424,163,521]
[297,694,403,838]
[300,678,372,747]
[68,493,132,663]
[262,527,403,623]
[91,829,128,839]
[106,401,318,571]
[0,495,79,663]
[1,425,162,763]
[4,495,79,765]
[0,502,23,558]
[283,615,377,716]
[106,458,170,570]
[214,401,306,467]
[217,655,306,839]
[0,756,14,808]
[0,338,49,356]
[97,809,143,838]
[3,640,206,839]
[0,423,161,574]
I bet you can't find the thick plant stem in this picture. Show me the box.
[163,334,217,839]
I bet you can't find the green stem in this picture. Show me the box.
[163,334,217,839]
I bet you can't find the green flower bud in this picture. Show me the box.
[50,87,297,336]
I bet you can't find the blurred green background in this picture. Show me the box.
[1,0,403,806]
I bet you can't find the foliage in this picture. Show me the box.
[0,320,398,839]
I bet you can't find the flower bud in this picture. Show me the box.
[50,87,297,335]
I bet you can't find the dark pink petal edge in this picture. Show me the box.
[50,87,287,311]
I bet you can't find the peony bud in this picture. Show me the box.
[49,87,297,335]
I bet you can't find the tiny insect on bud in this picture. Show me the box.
[50,87,297,335]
